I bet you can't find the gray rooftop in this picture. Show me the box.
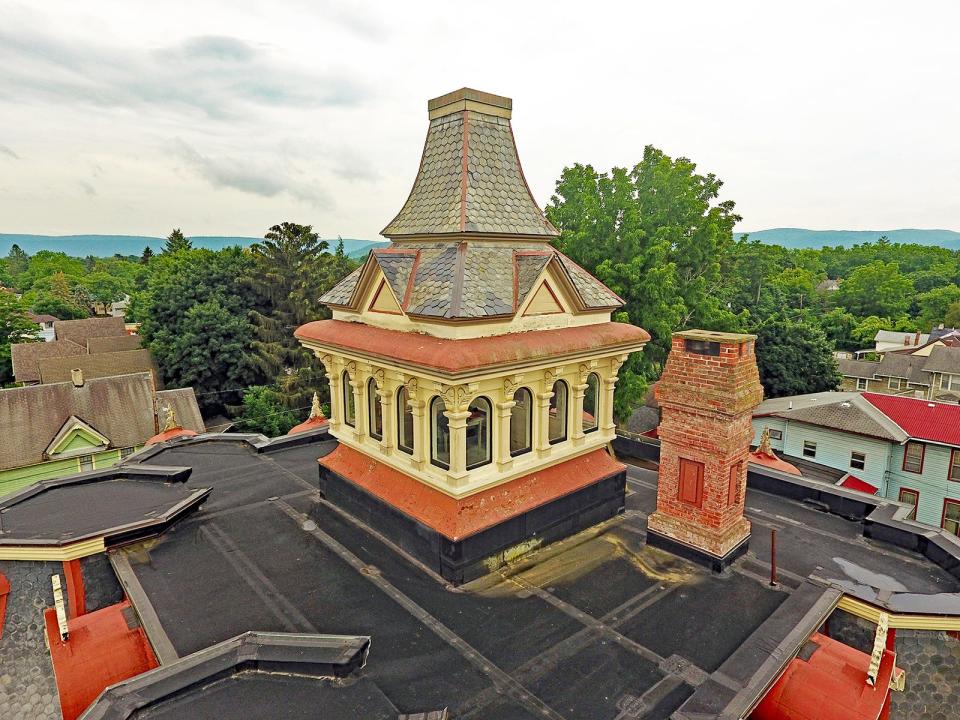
[923,345,960,375]
[381,89,558,239]
[760,393,909,443]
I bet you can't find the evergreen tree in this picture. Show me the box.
[753,316,841,398]
[163,228,193,254]
[5,244,29,277]
[140,246,154,264]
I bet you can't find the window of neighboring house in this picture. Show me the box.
[887,377,901,390]
[850,451,866,471]
[951,449,960,483]
[902,442,925,473]
[943,499,960,537]
[768,429,783,441]
[119,447,134,459]
[898,488,919,521]
[856,378,868,391]
[941,374,960,392]
[803,440,817,458]
[79,455,94,471]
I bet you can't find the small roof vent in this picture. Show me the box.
[840,401,851,408]
[928,403,936,408]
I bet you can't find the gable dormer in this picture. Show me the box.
[44,416,110,460]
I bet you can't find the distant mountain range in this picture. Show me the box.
[0,234,389,260]
[737,228,960,250]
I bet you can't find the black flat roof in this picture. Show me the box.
[0,466,207,546]
[105,437,958,719]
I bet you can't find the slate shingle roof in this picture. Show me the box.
[381,91,558,239]
[320,245,623,319]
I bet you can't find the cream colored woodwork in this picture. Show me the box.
[310,344,636,499]
[523,281,565,316]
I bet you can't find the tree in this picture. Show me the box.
[546,147,743,419]
[753,316,841,398]
[819,307,859,351]
[946,301,960,328]
[83,271,129,313]
[163,228,193,254]
[915,284,960,329]
[0,291,40,384]
[246,222,352,412]
[5,244,29,277]
[233,385,300,437]
[834,261,914,318]
[140,246,154,264]
[136,248,262,413]
[769,267,817,310]
[23,271,89,319]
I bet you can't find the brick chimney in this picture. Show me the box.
[647,330,763,571]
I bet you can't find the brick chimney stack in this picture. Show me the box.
[647,330,764,571]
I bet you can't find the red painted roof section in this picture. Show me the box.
[863,392,960,446]
[749,450,802,476]
[752,632,895,720]
[0,571,9,641]
[319,444,625,540]
[45,601,158,720]
[295,320,649,374]
[287,415,329,435]
[840,475,879,495]
[145,427,199,446]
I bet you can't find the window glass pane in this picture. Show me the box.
[903,442,923,473]
[510,388,532,456]
[431,397,450,469]
[768,429,783,441]
[342,371,355,427]
[549,381,568,444]
[951,451,960,482]
[898,489,918,521]
[466,397,492,469]
[857,378,867,390]
[80,455,94,471]
[944,501,960,537]
[803,440,817,458]
[850,451,866,470]
[397,387,414,454]
[583,374,599,433]
[368,378,383,440]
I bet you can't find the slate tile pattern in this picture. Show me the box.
[382,111,557,238]
[319,265,363,307]
[320,244,624,319]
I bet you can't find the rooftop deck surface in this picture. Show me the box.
[114,438,958,719]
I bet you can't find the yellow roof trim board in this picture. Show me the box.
[0,537,106,561]
[837,594,960,631]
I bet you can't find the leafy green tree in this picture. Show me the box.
[835,261,914,318]
[753,316,841,398]
[233,385,300,437]
[915,284,960,329]
[5,244,29,278]
[23,271,89,319]
[546,146,743,419]
[851,315,913,345]
[83,271,129,312]
[163,228,193,254]
[945,301,960,328]
[770,267,817,309]
[15,251,86,291]
[246,222,355,411]
[819,307,859,351]
[137,248,263,413]
[0,291,40,384]
[0,260,13,289]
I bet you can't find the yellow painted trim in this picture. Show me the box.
[0,537,105,561]
[838,594,960,631]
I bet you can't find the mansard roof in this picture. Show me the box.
[319,245,622,319]
[381,88,558,239]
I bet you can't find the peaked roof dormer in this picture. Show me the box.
[381,88,559,240]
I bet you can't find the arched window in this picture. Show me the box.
[548,380,568,444]
[397,386,414,455]
[510,388,533,456]
[583,373,600,433]
[368,378,382,440]
[466,397,492,469]
[430,396,450,469]
[342,371,355,427]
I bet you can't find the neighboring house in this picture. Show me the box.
[873,329,929,354]
[816,278,840,292]
[91,293,131,318]
[752,391,960,535]
[838,342,960,402]
[25,312,58,341]
[9,316,157,386]
[0,370,203,497]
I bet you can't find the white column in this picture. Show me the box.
[535,389,553,457]
[601,376,618,433]
[445,408,471,483]
[571,381,588,445]
[379,383,394,453]
[495,399,516,470]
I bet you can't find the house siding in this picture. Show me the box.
[887,442,960,527]
[0,447,137,499]
[751,417,787,452]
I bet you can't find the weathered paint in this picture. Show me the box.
[886,442,958,527]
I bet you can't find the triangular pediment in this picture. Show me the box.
[45,416,110,459]
[522,280,565,316]
[368,277,404,315]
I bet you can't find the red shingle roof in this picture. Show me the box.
[862,392,960,446]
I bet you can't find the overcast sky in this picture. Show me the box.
[1,1,958,239]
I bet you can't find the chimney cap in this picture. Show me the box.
[427,87,512,120]
[674,329,756,344]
